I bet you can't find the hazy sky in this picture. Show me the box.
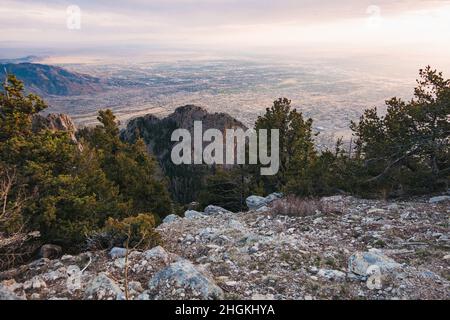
[1,0,450,59]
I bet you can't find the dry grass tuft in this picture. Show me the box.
[270,195,342,217]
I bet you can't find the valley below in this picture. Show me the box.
[24,57,416,145]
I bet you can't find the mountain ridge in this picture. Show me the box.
[0,63,105,96]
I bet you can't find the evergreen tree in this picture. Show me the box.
[351,66,450,195]
[255,98,317,194]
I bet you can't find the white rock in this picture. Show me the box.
[163,214,180,223]
[204,205,232,215]
[184,210,205,219]
[429,196,450,204]
[321,195,343,202]
[109,247,127,259]
[348,251,401,276]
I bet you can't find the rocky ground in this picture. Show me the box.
[1,195,449,300]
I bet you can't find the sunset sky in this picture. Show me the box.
[1,0,450,62]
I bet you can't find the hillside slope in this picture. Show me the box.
[0,63,104,96]
[1,196,449,300]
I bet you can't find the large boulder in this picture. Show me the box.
[148,260,224,300]
[84,273,124,300]
[348,251,402,276]
[204,205,232,216]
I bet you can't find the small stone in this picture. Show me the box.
[429,196,450,204]
[251,293,275,300]
[246,195,268,210]
[321,195,343,202]
[163,214,180,223]
[84,273,123,300]
[184,210,205,219]
[317,269,346,281]
[114,258,126,269]
[204,205,232,215]
[109,247,127,259]
[30,293,41,300]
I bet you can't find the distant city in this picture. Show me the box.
[10,56,415,146]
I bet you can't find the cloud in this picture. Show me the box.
[1,0,450,54]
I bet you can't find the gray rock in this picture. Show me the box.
[163,214,180,223]
[144,246,169,262]
[84,273,123,300]
[256,206,269,213]
[317,269,346,280]
[246,195,267,210]
[148,260,224,300]
[321,195,344,202]
[204,205,232,216]
[109,247,127,259]
[348,251,402,276]
[429,196,450,204]
[198,228,220,241]
[265,192,283,203]
[0,285,24,300]
[246,193,283,210]
[184,210,206,219]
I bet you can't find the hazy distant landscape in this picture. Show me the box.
[7,56,414,145]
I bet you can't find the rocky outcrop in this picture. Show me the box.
[32,113,81,150]
[1,196,449,300]
[122,105,248,203]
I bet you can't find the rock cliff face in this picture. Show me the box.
[1,196,449,300]
[122,105,248,203]
[123,105,247,152]
[32,113,81,150]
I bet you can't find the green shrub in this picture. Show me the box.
[104,213,161,250]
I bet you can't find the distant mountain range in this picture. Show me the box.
[0,63,105,96]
